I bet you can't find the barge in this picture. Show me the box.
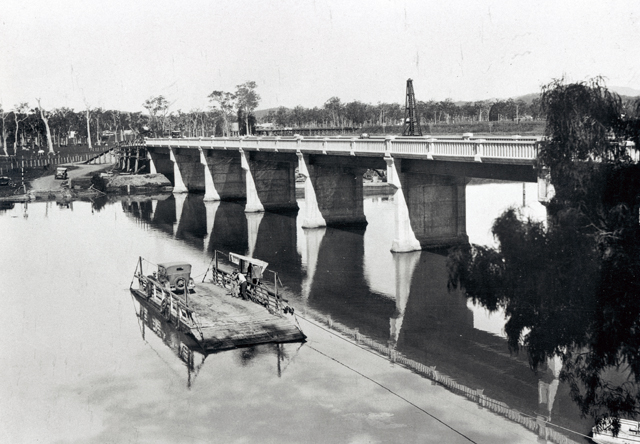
[130,253,306,352]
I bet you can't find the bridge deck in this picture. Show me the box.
[146,135,541,165]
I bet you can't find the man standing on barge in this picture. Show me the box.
[237,271,247,299]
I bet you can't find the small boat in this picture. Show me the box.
[592,419,640,444]
[130,252,306,352]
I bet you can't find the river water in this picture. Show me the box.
[0,181,594,443]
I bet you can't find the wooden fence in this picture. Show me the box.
[0,153,93,175]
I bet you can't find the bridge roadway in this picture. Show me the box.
[143,135,542,252]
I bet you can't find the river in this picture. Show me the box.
[0,180,594,443]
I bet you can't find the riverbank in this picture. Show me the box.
[0,164,172,203]
[0,165,394,203]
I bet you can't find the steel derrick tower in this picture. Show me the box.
[402,79,422,136]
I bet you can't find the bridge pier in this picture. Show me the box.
[241,150,264,213]
[386,157,422,252]
[148,151,157,174]
[297,153,326,228]
[305,156,369,227]
[242,151,298,213]
[388,158,468,250]
[170,147,203,193]
[199,147,220,201]
[147,148,173,184]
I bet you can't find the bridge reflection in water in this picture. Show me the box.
[121,182,592,442]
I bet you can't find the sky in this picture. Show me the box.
[2,0,640,113]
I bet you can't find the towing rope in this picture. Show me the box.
[295,313,591,443]
[306,342,480,444]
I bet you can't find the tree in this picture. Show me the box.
[143,96,171,137]
[208,91,236,137]
[0,104,9,156]
[448,78,640,434]
[344,100,368,127]
[324,97,343,127]
[235,81,260,136]
[36,99,55,154]
[83,101,93,150]
[13,103,29,154]
[94,107,104,146]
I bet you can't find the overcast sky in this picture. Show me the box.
[2,0,640,113]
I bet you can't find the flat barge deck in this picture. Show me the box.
[131,256,305,352]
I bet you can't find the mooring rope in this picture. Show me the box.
[305,343,480,444]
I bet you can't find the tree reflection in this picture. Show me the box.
[448,78,640,432]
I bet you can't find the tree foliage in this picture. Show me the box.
[447,78,640,432]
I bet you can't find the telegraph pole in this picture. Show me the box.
[402,79,422,136]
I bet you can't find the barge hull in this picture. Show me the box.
[131,281,305,352]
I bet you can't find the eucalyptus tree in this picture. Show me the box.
[344,100,369,127]
[448,78,640,433]
[143,96,171,136]
[235,81,260,135]
[0,104,9,156]
[324,97,343,127]
[208,90,236,137]
[83,102,93,149]
[13,102,29,154]
[93,107,104,146]
[49,108,71,146]
[35,99,55,154]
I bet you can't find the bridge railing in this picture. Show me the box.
[145,136,540,162]
[481,140,539,160]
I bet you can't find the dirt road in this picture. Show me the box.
[30,164,112,192]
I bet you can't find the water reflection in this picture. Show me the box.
[448,175,640,429]
[132,292,206,388]
[118,189,592,440]
[131,288,302,388]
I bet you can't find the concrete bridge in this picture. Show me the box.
[142,134,541,252]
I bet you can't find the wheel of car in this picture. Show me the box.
[175,278,186,290]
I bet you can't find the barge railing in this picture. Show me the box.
[131,257,205,341]
[206,250,292,316]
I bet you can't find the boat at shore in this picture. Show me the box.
[592,419,640,444]
[130,252,305,352]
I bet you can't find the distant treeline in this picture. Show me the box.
[260,96,543,130]
[2,90,637,156]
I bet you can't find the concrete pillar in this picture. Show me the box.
[240,149,264,213]
[199,147,220,201]
[169,148,188,193]
[307,161,367,227]
[297,153,326,228]
[538,169,555,203]
[392,166,468,249]
[385,157,422,252]
[148,151,157,174]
